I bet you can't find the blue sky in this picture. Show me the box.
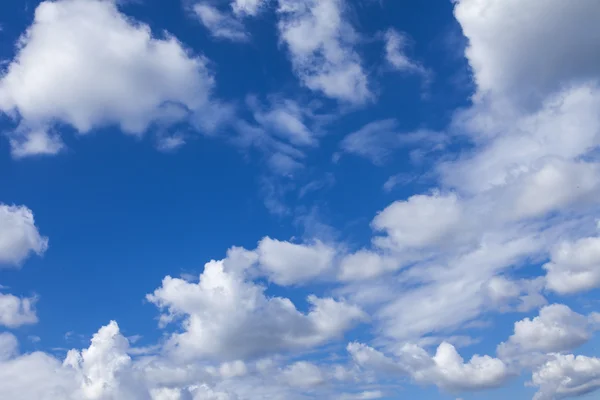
[1,0,600,399]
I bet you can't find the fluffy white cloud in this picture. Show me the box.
[256,238,335,285]
[511,158,600,219]
[63,321,144,399]
[0,293,37,328]
[352,0,600,353]
[444,85,600,196]
[498,305,596,360]
[0,0,219,157]
[0,204,48,266]
[231,0,266,16]
[348,341,509,393]
[337,250,399,282]
[454,0,600,107]
[0,351,78,400]
[544,236,600,295]
[147,255,366,361]
[531,354,600,400]
[194,3,248,42]
[280,361,324,388]
[277,0,370,103]
[371,193,462,250]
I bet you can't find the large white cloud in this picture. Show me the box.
[348,341,509,393]
[276,0,370,104]
[454,0,600,108]
[0,320,379,399]
[0,0,220,157]
[498,305,598,362]
[531,354,600,400]
[544,236,600,295]
[147,252,366,361]
[0,204,48,267]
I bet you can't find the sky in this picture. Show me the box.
[1,0,600,399]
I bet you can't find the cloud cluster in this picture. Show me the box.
[0,0,221,157]
[0,205,48,267]
[348,341,509,392]
[147,250,366,362]
[2,0,600,399]
[277,0,370,104]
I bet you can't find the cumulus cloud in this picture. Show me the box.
[454,0,600,108]
[0,204,48,267]
[256,238,336,285]
[147,254,366,361]
[498,305,598,362]
[348,0,600,352]
[280,361,324,388]
[544,236,600,295]
[0,293,38,328]
[371,192,462,250]
[63,321,143,399]
[348,341,509,393]
[531,354,600,400]
[277,0,370,103]
[0,0,220,157]
[231,0,266,16]
[444,85,600,196]
[194,3,248,42]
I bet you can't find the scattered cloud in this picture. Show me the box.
[277,0,371,104]
[0,0,222,157]
[0,204,48,267]
[194,2,248,42]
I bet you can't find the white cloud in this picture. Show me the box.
[511,158,600,219]
[249,98,316,147]
[444,85,600,196]
[231,0,266,16]
[0,205,48,267]
[277,0,370,103]
[348,341,509,393]
[339,119,446,165]
[498,305,596,360]
[454,0,600,107]
[256,238,336,285]
[0,332,18,362]
[339,119,399,165]
[544,236,600,295]
[371,193,462,250]
[63,321,143,399]
[337,250,399,282]
[280,361,324,388]
[384,29,428,77]
[0,0,218,157]
[0,293,38,328]
[194,3,248,42]
[0,351,78,400]
[147,254,366,361]
[531,354,600,400]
